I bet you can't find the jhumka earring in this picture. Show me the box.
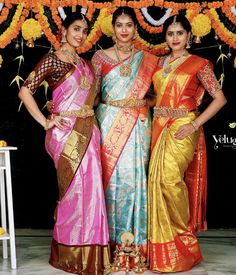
[164,42,170,52]
[61,33,67,44]
[112,34,117,43]
[132,31,137,41]
[186,40,191,49]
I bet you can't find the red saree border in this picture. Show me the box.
[148,233,203,273]
[102,51,158,190]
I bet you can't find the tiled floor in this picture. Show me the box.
[0,229,235,275]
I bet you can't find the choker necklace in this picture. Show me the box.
[60,48,90,90]
[116,43,133,54]
[114,44,135,77]
[162,52,189,78]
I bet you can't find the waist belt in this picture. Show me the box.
[54,105,94,118]
[102,98,146,108]
[153,106,190,118]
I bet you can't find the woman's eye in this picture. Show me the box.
[177,31,184,36]
[167,32,174,37]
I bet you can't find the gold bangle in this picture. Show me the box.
[44,119,50,131]
[190,120,199,131]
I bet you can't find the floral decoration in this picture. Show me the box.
[191,13,212,38]
[21,18,42,41]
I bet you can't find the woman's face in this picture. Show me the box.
[113,14,136,44]
[65,19,88,48]
[165,22,190,52]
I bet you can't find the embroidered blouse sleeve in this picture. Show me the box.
[197,62,222,97]
[23,54,53,94]
[91,51,103,94]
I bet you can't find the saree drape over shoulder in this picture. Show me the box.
[148,54,222,273]
[23,52,110,274]
[92,50,158,258]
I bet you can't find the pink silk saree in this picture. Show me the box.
[45,60,110,274]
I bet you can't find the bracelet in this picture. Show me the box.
[44,119,50,131]
[190,120,199,131]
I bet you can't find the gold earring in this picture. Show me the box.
[61,33,67,43]
[164,42,170,52]
[132,31,137,41]
[186,41,191,49]
[112,35,117,43]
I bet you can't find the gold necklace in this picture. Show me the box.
[162,52,189,78]
[116,43,133,54]
[60,48,91,90]
[114,44,135,77]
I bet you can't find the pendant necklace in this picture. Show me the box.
[60,48,90,90]
[114,44,135,77]
[162,52,189,78]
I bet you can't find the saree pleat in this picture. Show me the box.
[148,114,202,272]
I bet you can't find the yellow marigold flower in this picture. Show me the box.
[100,14,113,37]
[21,18,42,41]
[191,14,211,38]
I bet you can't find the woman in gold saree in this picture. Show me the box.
[148,15,227,273]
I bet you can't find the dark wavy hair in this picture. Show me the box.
[162,14,192,38]
[62,13,90,32]
[112,7,138,26]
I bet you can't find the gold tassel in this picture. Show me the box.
[194,36,201,43]
[72,6,76,12]
[26,38,35,48]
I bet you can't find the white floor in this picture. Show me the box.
[0,229,235,275]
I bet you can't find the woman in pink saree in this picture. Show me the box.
[18,13,110,274]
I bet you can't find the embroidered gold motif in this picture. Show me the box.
[28,71,36,82]
[153,106,189,118]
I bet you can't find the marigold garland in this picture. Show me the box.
[0,4,29,49]
[35,4,60,49]
[222,0,236,25]
[78,8,105,53]
[100,9,113,37]
[205,8,236,49]
[0,1,235,53]
[0,6,10,24]
[133,32,166,55]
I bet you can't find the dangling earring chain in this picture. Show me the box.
[114,44,135,77]
[60,48,91,90]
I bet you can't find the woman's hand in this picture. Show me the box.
[46,100,54,113]
[174,122,197,140]
[45,116,68,130]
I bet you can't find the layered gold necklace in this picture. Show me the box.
[114,44,135,77]
[60,48,90,90]
[162,52,189,78]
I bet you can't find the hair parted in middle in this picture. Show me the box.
[112,7,138,26]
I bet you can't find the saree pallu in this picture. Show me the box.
[148,55,207,273]
[45,62,110,274]
[96,51,157,258]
